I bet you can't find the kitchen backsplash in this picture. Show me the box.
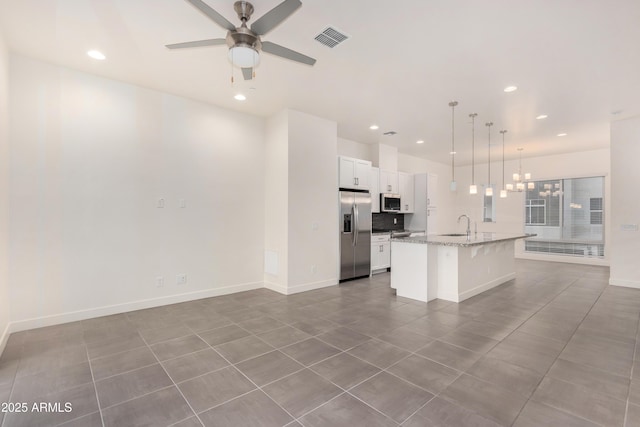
[372,213,405,231]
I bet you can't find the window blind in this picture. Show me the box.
[524,176,604,259]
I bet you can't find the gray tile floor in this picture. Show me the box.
[0,260,638,426]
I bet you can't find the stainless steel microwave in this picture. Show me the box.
[381,193,401,212]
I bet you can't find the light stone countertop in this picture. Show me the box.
[391,232,535,247]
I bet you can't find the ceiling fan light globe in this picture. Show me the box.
[228,46,260,68]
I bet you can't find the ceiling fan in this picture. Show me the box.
[166,0,316,80]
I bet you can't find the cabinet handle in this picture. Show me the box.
[356,177,359,185]
[427,198,430,205]
[405,204,408,210]
[380,245,383,252]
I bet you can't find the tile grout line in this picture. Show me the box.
[137,333,208,427]
[83,345,106,427]
[623,316,640,427]
[507,274,610,426]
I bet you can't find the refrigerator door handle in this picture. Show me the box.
[353,204,360,246]
[351,205,356,246]
[354,204,359,246]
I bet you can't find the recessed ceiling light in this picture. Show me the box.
[503,86,518,93]
[369,125,379,130]
[536,114,548,120]
[416,140,424,144]
[87,50,106,60]
[234,94,246,101]
[557,133,567,137]
[449,151,457,155]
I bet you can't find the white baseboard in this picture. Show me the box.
[457,272,516,303]
[264,281,288,295]
[515,252,610,267]
[8,281,263,334]
[609,278,640,289]
[0,322,10,358]
[265,278,338,295]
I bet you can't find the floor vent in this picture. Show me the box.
[314,26,350,48]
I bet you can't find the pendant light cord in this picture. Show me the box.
[470,113,477,185]
[486,122,493,189]
[501,130,507,190]
[449,101,458,184]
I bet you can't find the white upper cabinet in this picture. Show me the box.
[427,173,438,208]
[379,170,399,194]
[399,172,414,213]
[371,167,380,213]
[338,156,371,190]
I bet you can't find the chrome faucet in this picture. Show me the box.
[458,214,471,240]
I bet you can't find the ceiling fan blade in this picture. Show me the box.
[165,38,227,49]
[250,0,301,35]
[241,68,253,80]
[184,0,236,31]
[261,41,316,66]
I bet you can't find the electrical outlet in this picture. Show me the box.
[311,265,317,274]
[179,199,186,208]
[157,198,165,208]
[177,274,187,285]
[311,222,319,231]
[156,277,164,288]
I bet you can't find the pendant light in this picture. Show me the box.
[499,130,508,198]
[469,113,478,194]
[448,101,458,191]
[485,122,493,197]
[510,148,533,191]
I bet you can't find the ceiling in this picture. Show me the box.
[1,0,639,165]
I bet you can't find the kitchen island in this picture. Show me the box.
[390,233,532,303]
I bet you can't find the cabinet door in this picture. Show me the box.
[371,243,382,271]
[380,242,391,268]
[339,157,356,189]
[427,209,437,235]
[399,172,414,213]
[371,167,380,213]
[380,170,399,193]
[354,160,371,190]
[427,173,438,208]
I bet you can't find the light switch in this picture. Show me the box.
[179,199,186,208]
[157,198,165,208]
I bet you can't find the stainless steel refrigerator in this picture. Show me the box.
[339,191,372,281]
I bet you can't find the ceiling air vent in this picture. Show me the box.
[314,26,350,48]
[383,131,398,136]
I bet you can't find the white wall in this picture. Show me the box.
[287,110,338,292]
[0,32,10,352]
[337,137,372,161]
[610,116,640,287]
[453,148,610,265]
[264,111,289,290]
[8,55,266,330]
[265,110,338,294]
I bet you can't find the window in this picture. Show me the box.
[526,199,546,225]
[483,184,496,223]
[590,197,603,225]
[524,176,604,259]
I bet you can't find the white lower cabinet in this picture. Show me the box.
[371,234,391,273]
